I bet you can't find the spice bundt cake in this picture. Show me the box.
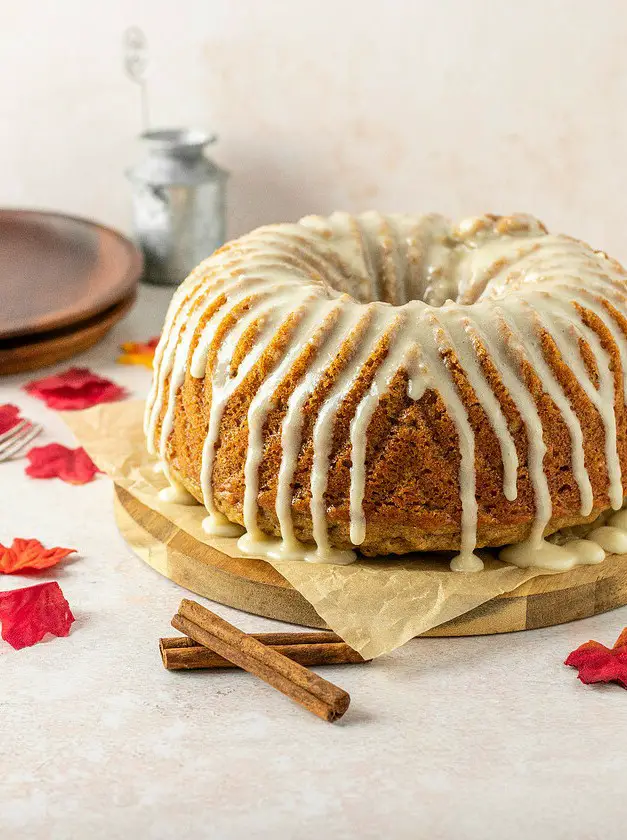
[145,212,627,571]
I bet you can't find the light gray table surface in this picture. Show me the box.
[2,284,627,840]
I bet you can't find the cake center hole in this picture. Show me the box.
[354,238,462,308]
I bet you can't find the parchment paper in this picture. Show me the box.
[63,400,555,658]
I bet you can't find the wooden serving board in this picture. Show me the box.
[114,485,627,636]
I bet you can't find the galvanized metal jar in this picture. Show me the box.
[127,128,227,285]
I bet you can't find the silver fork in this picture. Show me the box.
[0,420,43,462]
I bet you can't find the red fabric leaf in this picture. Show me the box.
[0,538,76,574]
[25,443,100,485]
[565,627,627,688]
[0,404,22,435]
[0,582,74,649]
[24,367,127,410]
[117,336,160,369]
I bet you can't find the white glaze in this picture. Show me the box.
[456,303,552,552]
[586,526,627,555]
[274,301,364,559]
[239,300,331,547]
[500,505,627,570]
[440,314,519,502]
[348,313,414,547]
[308,305,400,564]
[501,300,592,516]
[499,537,606,571]
[419,312,483,572]
[145,212,627,572]
[202,512,244,538]
[157,479,196,505]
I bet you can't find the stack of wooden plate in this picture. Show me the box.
[0,209,143,375]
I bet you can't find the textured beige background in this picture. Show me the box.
[2,0,627,256]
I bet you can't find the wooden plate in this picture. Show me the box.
[0,292,136,375]
[0,209,143,340]
[113,485,627,636]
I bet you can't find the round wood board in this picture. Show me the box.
[114,484,627,637]
[0,292,136,375]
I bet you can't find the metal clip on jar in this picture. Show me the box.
[127,128,227,285]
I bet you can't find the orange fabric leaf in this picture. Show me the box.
[0,538,76,574]
[25,443,100,485]
[565,627,627,688]
[117,336,160,369]
[0,582,75,649]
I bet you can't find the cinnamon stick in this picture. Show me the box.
[160,634,367,670]
[163,631,345,648]
[171,599,351,722]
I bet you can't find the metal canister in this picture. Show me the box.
[127,128,227,285]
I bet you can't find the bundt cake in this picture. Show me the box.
[145,212,627,572]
